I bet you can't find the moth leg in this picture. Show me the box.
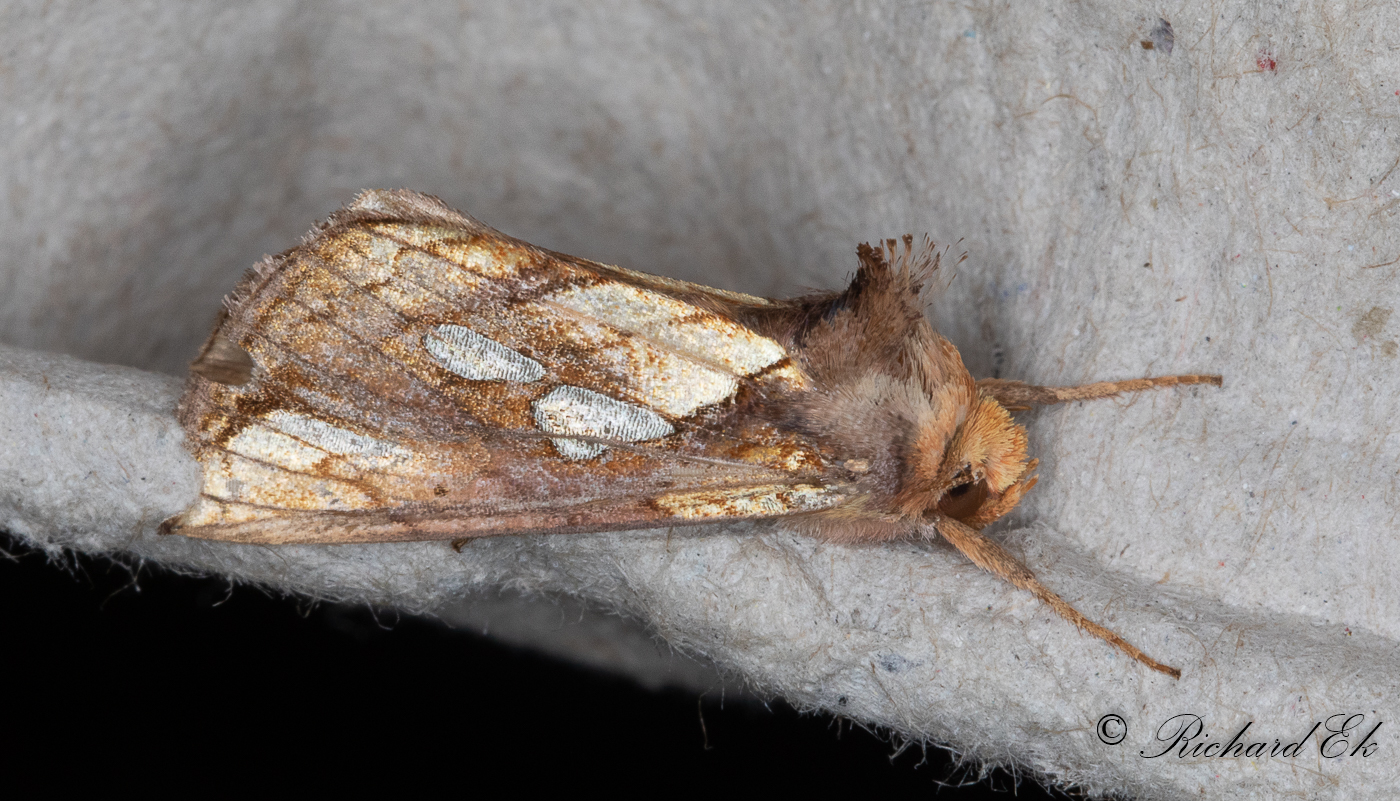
[978,374,1222,410]
[926,516,1181,679]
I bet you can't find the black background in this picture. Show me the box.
[2,541,1060,798]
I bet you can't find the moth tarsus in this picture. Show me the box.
[168,189,1219,679]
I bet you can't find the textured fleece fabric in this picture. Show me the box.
[2,4,1397,798]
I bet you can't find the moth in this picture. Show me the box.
[165,189,1221,679]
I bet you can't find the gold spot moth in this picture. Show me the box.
[164,189,1222,678]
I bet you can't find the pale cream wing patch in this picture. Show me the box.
[547,281,787,376]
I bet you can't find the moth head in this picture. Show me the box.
[897,394,1038,528]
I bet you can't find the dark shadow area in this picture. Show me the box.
[0,541,1063,799]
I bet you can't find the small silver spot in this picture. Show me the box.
[425,324,545,382]
[532,385,675,460]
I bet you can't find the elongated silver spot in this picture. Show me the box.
[261,410,414,462]
[425,324,545,382]
[532,385,675,460]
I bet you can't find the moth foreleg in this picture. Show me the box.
[925,516,1181,679]
[978,374,1222,410]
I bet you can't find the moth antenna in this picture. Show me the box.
[979,374,1222,410]
[926,516,1181,679]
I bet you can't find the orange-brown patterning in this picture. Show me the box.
[166,189,1221,679]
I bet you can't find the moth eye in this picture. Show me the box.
[936,478,989,521]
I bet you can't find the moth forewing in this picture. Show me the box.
[168,189,853,544]
[167,189,1220,678]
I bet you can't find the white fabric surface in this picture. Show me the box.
[2,3,1397,798]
